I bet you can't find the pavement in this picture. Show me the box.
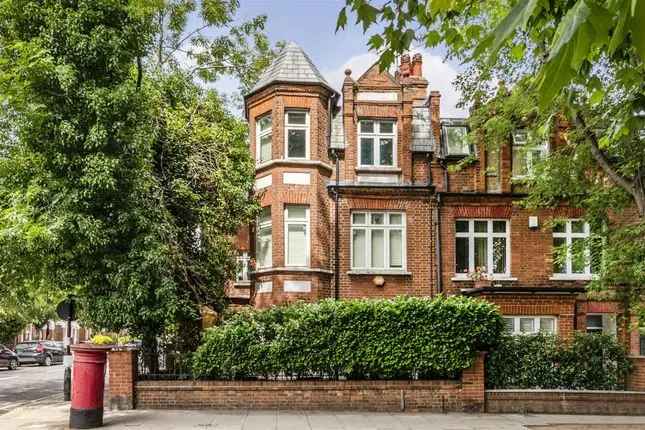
[2,403,645,430]
[2,366,645,429]
[0,363,65,415]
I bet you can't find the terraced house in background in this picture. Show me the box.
[226,42,644,356]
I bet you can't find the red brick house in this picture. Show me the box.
[227,42,643,356]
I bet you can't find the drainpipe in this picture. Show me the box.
[334,155,340,300]
[435,192,443,294]
[328,93,341,301]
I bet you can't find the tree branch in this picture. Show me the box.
[574,112,634,193]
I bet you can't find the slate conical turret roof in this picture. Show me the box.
[247,42,337,96]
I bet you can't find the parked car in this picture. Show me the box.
[15,341,64,366]
[0,344,19,370]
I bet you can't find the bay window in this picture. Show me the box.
[285,205,309,267]
[256,207,272,269]
[351,212,405,270]
[358,120,396,167]
[512,129,548,178]
[455,219,510,277]
[256,114,272,164]
[285,111,309,159]
[504,316,557,335]
[552,219,597,278]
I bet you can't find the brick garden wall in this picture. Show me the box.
[134,354,486,412]
[486,390,645,415]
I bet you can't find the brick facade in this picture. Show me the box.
[228,43,642,355]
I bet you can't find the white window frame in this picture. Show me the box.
[357,120,397,168]
[235,252,251,284]
[284,205,310,267]
[503,316,558,335]
[350,212,406,271]
[255,113,272,164]
[454,219,511,278]
[284,110,310,160]
[442,123,472,156]
[551,219,594,280]
[256,207,272,269]
[586,313,617,336]
[512,129,549,178]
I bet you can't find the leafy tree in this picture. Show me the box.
[338,0,644,319]
[151,0,281,101]
[0,0,261,352]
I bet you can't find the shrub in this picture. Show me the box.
[486,332,632,390]
[192,296,504,380]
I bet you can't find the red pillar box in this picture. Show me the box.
[70,344,112,429]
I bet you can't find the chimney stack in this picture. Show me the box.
[399,54,411,78]
[411,53,422,77]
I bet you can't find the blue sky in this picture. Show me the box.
[202,0,467,116]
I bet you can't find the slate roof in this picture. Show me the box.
[330,110,345,149]
[411,107,435,152]
[248,42,336,96]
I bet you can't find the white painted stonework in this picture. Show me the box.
[283,280,311,293]
[256,281,272,294]
[283,172,311,185]
[356,91,398,102]
[255,174,272,190]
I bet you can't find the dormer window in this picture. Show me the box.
[512,129,548,178]
[358,120,396,167]
[256,114,272,164]
[285,110,309,159]
[442,122,472,156]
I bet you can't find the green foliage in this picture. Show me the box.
[152,0,281,96]
[0,1,261,350]
[0,313,25,344]
[486,333,633,390]
[192,296,505,380]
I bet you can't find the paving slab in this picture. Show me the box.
[2,403,645,429]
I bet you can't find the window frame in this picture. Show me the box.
[551,219,595,279]
[511,129,549,179]
[255,113,272,164]
[586,313,617,336]
[350,211,406,271]
[235,252,251,284]
[503,316,558,335]
[284,110,310,160]
[454,219,511,278]
[357,119,397,168]
[255,207,272,269]
[284,205,310,267]
[441,122,472,156]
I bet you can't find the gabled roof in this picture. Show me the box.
[247,42,336,96]
[356,61,399,88]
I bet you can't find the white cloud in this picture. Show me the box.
[321,50,468,117]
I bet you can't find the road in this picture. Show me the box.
[0,364,64,415]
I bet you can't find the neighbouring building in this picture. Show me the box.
[13,320,92,345]
[226,42,643,356]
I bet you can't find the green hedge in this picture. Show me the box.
[486,332,633,390]
[192,296,504,380]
